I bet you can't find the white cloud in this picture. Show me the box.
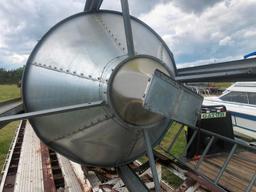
[139,0,256,65]
[179,55,242,69]
[0,0,256,69]
[219,36,234,46]
[9,53,28,65]
[0,0,84,68]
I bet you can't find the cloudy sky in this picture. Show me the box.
[0,0,255,69]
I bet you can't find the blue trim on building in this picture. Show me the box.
[233,124,256,133]
[230,111,256,121]
[230,111,256,133]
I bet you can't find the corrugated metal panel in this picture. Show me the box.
[14,123,44,192]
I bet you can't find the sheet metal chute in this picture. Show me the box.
[0,1,203,191]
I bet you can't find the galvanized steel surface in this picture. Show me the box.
[22,11,175,166]
[143,70,203,127]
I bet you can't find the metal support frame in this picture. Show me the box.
[0,98,23,129]
[160,122,256,191]
[0,101,104,123]
[246,173,256,192]
[84,0,103,12]
[143,129,161,192]
[118,165,148,192]
[214,144,237,184]
[195,136,215,170]
[167,125,184,152]
[120,0,135,57]
[182,129,198,156]
[176,57,256,82]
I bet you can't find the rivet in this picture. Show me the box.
[81,73,84,76]
[60,68,63,71]
[66,70,69,72]
[73,71,76,74]
[89,75,92,78]
[118,43,121,46]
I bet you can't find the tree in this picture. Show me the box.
[0,67,24,84]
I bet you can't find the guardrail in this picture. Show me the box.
[0,98,23,129]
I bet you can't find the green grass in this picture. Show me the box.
[138,122,187,188]
[0,84,20,170]
[210,82,232,89]
[155,122,186,187]
[0,121,19,171]
[0,84,20,102]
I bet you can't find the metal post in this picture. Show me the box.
[245,173,256,192]
[84,0,103,12]
[143,129,161,192]
[183,129,198,156]
[214,144,237,184]
[0,101,104,123]
[120,0,135,57]
[167,125,184,152]
[118,165,148,192]
[195,136,215,170]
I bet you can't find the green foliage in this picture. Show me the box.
[0,121,19,171]
[138,123,187,188]
[155,122,186,187]
[0,85,20,102]
[0,67,24,85]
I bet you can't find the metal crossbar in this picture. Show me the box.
[167,125,184,152]
[194,136,215,170]
[214,144,237,184]
[246,173,256,192]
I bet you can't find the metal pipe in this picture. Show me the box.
[176,57,256,82]
[118,165,148,192]
[195,136,215,170]
[246,173,256,192]
[214,144,237,184]
[84,0,103,12]
[183,129,198,156]
[0,101,104,122]
[120,0,135,57]
[143,129,161,192]
[189,125,256,152]
[167,125,184,152]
